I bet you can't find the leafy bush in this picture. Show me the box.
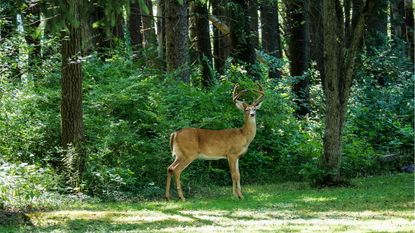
[0,159,61,210]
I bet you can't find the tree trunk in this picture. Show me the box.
[165,0,189,81]
[229,0,257,74]
[249,0,259,50]
[129,2,143,57]
[320,0,375,185]
[212,0,231,74]
[24,4,41,69]
[309,0,325,90]
[112,13,124,46]
[156,0,166,66]
[190,1,213,87]
[366,0,387,49]
[404,0,414,64]
[141,0,157,48]
[260,0,282,79]
[91,4,111,58]
[61,0,85,189]
[390,0,405,41]
[286,0,310,117]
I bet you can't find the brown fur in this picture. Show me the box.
[165,103,262,201]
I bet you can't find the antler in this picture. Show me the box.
[232,84,248,103]
[252,83,264,106]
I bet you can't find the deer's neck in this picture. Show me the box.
[241,115,256,141]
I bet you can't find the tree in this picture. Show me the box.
[260,0,282,79]
[212,0,231,74]
[60,0,86,189]
[190,0,213,87]
[318,0,375,184]
[129,1,143,58]
[23,3,41,69]
[229,0,257,75]
[365,0,387,49]
[403,0,414,64]
[165,0,189,81]
[156,0,166,66]
[141,0,157,49]
[390,0,405,41]
[285,0,310,117]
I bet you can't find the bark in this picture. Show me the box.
[320,0,375,184]
[249,0,259,49]
[404,0,414,64]
[24,4,41,69]
[212,0,231,73]
[129,1,143,56]
[156,0,166,65]
[390,0,405,41]
[165,0,189,81]
[344,0,351,41]
[190,1,213,87]
[286,0,311,117]
[229,0,257,75]
[91,4,111,57]
[141,0,157,48]
[260,0,282,79]
[366,0,388,49]
[112,13,124,42]
[60,0,85,189]
[309,0,325,89]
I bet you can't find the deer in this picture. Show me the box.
[165,83,264,201]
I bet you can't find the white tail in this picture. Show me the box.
[165,84,264,201]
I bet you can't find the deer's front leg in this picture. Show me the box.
[228,156,243,199]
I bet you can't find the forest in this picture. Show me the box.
[0,0,414,232]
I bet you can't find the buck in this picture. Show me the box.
[165,84,264,201]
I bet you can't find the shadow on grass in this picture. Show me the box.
[0,211,33,227]
[14,218,197,233]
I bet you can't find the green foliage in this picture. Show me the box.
[0,40,412,201]
[342,44,414,176]
[0,159,61,210]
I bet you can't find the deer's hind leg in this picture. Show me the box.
[166,157,182,201]
[172,157,194,201]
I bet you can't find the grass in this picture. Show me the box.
[1,174,414,232]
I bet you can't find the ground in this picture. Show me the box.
[1,174,413,232]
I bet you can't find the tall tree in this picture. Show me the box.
[390,0,405,41]
[23,3,41,69]
[156,0,166,65]
[141,0,157,48]
[129,1,143,58]
[165,0,189,81]
[319,0,375,184]
[365,0,387,49]
[403,0,414,64]
[260,0,283,70]
[60,0,86,189]
[212,0,231,73]
[229,0,257,75]
[190,0,213,87]
[285,0,310,117]
[309,0,324,84]
[249,0,259,49]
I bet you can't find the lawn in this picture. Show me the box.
[2,174,414,232]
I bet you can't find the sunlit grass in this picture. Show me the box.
[2,174,414,232]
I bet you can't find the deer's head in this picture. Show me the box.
[233,83,264,119]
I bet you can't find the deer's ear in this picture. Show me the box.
[255,101,263,109]
[235,100,246,111]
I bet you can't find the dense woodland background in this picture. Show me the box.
[0,0,413,208]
